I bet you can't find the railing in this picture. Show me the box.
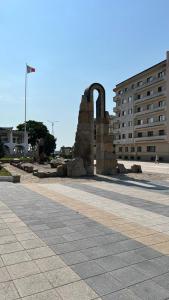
[134,105,166,116]
[134,120,166,129]
[134,135,167,142]
[134,91,166,104]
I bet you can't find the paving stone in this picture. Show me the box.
[29,224,51,231]
[20,289,62,299]
[129,280,169,300]
[27,247,55,259]
[102,288,142,300]
[15,232,37,241]
[0,281,20,300]
[0,257,4,267]
[85,273,123,296]
[35,256,66,272]
[0,242,24,254]
[0,228,13,237]
[71,261,105,279]
[20,239,46,250]
[14,273,52,297]
[134,247,162,259]
[56,280,98,300]
[2,250,31,266]
[61,250,89,265]
[0,235,17,245]
[110,265,149,287]
[152,272,169,290]
[7,260,40,279]
[95,254,128,272]
[0,266,11,282]
[45,266,80,287]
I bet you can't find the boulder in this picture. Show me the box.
[57,164,67,177]
[67,158,86,177]
[117,163,127,173]
[50,158,65,168]
[131,164,142,173]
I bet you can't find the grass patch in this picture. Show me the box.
[0,167,11,176]
[0,157,32,163]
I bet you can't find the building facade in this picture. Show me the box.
[113,51,169,162]
[0,127,29,156]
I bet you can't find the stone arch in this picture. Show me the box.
[74,83,117,176]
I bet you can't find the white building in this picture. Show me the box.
[0,127,29,156]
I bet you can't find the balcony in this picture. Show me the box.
[134,91,166,104]
[134,135,167,142]
[113,96,121,102]
[134,76,166,92]
[113,106,121,113]
[134,105,166,117]
[134,120,166,129]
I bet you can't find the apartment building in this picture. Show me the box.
[0,127,28,156]
[113,51,169,162]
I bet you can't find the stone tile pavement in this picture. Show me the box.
[1,176,169,299]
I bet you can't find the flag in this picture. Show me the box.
[27,65,35,73]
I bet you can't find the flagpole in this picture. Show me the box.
[24,64,27,135]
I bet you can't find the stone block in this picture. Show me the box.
[67,158,86,177]
[57,164,67,177]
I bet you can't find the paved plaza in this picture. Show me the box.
[1,165,169,299]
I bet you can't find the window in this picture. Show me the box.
[147,146,156,152]
[131,84,135,89]
[128,96,132,102]
[122,122,126,127]
[147,90,153,96]
[128,133,132,138]
[131,147,135,152]
[147,76,153,83]
[147,104,153,110]
[158,71,165,78]
[118,112,120,117]
[137,119,143,125]
[119,147,122,152]
[138,132,142,137]
[159,130,165,136]
[158,86,162,93]
[118,90,122,95]
[122,111,126,116]
[137,81,143,87]
[148,131,153,136]
[159,115,165,121]
[147,117,154,124]
[118,135,121,140]
[128,121,132,127]
[159,100,165,107]
[125,147,128,152]
[122,134,126,139]
[137,107,141,112]
[124,87,128,93]
[122,98,127,104]
[137,94,141,100]
[128,109,132,114]
[137,146,142,152]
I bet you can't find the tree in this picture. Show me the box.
[0,139,4,158]
[17,120,48,148]
[17,120,56,156]
[44,133,56,156]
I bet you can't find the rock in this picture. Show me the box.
[67,158,86,177]
[131,164,142,173]
[13,175,20,183]
[50,158,65,168]
[117,163,127,173]
[57,164,67,177]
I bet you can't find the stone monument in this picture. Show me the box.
[73,83,117,176]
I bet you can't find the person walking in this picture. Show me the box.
[155,153,159,164]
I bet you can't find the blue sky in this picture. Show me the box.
[0,0,169,148]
